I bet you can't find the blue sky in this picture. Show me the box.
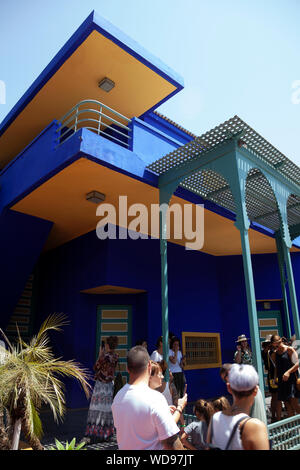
[1,0,300,164]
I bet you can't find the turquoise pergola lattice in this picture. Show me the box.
[147,115,300,400]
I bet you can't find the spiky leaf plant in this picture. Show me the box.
[0,314,91,450]
[49,438,86,450]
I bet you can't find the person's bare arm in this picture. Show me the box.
[170,393,188,423]
[180,432,196,450]
[206,422,211,444]
[170,382,179,407]
[161,433,184,450]
[98,346,105,359]
[242,419,269,450]
[270,351,276,365]
[283,347,299,380]
[169,405,181,424]
[93,347,104,371]
[235,348,242,364]
[178,393,187,410]
[169,352,177,364]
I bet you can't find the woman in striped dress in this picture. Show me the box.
[83,336,119,443]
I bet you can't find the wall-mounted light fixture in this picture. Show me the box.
[98,77,115,92]
[86,191,106,204]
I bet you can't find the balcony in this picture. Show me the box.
[56,99,132,149]
[0,97,186,215]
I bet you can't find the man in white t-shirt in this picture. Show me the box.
[150,336,163,362]
[112,346,187,450]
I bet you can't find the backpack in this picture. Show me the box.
[206,415,251,450]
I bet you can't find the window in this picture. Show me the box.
[182,332,222,370]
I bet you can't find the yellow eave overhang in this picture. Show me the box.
[11,157,299,256]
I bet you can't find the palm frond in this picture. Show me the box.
[25,397,43,439]
[15,324,24,356]
[41,360,91,398]
[0,328,13,352]
[33,313,69,347]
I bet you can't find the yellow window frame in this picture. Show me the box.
[182,332,222,370]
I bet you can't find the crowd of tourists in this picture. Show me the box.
[80,331,300,450]
[235,333,300,422]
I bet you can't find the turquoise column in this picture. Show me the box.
[238,226,265,395]
[160,236,169,381]
[216,148,265,396]
[275,234,292,339]
[159,188,171,382]
[276,193,300,341]
[281,240,300,340]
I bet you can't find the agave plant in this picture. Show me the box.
[49,438,86,450]
[0,314,91,450]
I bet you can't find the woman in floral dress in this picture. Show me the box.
[84,336,119,443]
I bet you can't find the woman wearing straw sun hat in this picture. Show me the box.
[234,334,253,366]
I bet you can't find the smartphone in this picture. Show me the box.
[101,340,105,349]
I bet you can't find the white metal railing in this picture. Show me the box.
[56,99,132,148]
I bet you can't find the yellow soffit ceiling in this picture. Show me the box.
[11,157,299,256]
[0,29,176,167]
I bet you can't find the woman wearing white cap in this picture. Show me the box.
[206,364,269,450]
[234,334,253,365]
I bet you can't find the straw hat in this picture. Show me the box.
[235,334,249,343]
[262,334,272,344]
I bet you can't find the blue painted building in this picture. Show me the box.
[1,11,300,408]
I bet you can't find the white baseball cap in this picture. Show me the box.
[228,364,259,392]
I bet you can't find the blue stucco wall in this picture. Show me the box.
[142,111,194,145]
[0,209,53,329]
[0,121,83,212]
[131,118,183,166]
[35,230,225,407]
[131,111,195,167]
